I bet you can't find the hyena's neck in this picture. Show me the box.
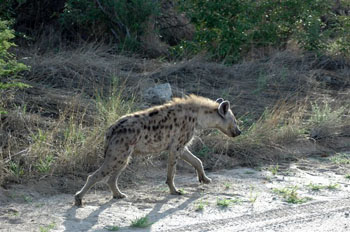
[196,107,219,129]
[168,96,220,130]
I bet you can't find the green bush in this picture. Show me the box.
[59,0,106,36]
[178,0,348,62]
[60,0,159,51]
[0,20,28,88]
[0,19,28,114]
[2,0,349,60]
[327,13,350,57]
[0,0,17,20]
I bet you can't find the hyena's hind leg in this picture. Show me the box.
[181,147,211,184]
[74,161,112,206]
[107,155,132,199]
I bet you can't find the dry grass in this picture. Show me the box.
[20,44,161,97]
[143,50,350,123]
[2,91,346,184]
[1,44,148,185]
[195,99,350,168]
[0,79,134,185]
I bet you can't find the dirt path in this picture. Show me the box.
[169,198,350,232]
[1,153,350,232]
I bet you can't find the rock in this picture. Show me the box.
[143,83,172,104]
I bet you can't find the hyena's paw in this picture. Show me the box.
[74,195,83,207]
[199,175,212,184]
[113,193,127,199]
[170,189,183,195]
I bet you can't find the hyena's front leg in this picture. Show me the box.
[166,148,182,195]
[181,147,211,184]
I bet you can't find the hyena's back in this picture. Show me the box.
[106,103,197,155]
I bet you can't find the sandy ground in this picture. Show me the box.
[1,152,350,232]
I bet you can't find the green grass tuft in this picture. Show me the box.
[273,186,310,204]
[326,183,339,190]
[249,186,258,204]
[307,183,325,191]
[195,199,208,212]
[39,222,56,232]
[329,153,350,165]
[216,198,240,208]
[306,183,339,191]
[224,182,231,190]
[130,216,153,228]
[268,164,279,175]
[178,188,187,195]
[104,225,119,231]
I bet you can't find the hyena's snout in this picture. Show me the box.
[222,125,241,138]
[229,121,242,137]
[231,127,241,137]
[235,128,241,136]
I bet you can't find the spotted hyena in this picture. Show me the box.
[74,95,241,206]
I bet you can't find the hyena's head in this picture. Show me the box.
[214,98,241,137]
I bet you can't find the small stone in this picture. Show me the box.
[143,83,172,104]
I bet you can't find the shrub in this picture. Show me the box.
[0,20,28,86]
[0,1,66,34]
[0,19,28,114]
[0,19,28,183]
[178,0,348,62]
[60,0,160,51]
[327,11,350,57]
[1,0,160,52]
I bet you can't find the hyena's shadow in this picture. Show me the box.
[144,192,201,225]
[102,193,201,231]
[63,199,113,232]
[63,193,199,231]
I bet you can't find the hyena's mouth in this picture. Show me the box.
[236,129,241,136]
[230,128,241,137]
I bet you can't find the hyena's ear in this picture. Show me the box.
[216,98,224,104]
[218,101,230,118]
